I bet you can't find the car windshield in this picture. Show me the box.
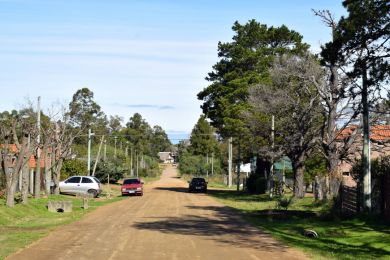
[191,178,206,183]
[123,179,140,184]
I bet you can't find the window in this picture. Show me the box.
[67,177,81,183]
[82,177,93,183]
[123,179,140,184]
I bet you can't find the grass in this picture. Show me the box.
[0,185,124,260]
[208,189,390,260]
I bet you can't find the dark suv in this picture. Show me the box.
[188,177,207,193]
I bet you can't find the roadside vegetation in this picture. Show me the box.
[208,189,390,260]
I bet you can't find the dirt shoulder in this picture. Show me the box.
[8,166,308,260]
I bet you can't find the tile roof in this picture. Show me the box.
[338,125,390,141]
[371,125,390,141]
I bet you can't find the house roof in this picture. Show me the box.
[371,125,390,141]
[158,152,173,161]
[338,125,390,142]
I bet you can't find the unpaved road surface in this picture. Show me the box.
[8,166,308,260]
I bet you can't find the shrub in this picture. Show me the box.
[94,160,125,183]
[276,196,294,210]
[246,174,267,194]
[61,159,87,180]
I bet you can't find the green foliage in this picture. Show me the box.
[351,156,390,182]
[61,159,87,179]
[189,115,219,156]
[276,196,294,210]
[198,20,309,138]
[94,160,125,183]
[209,191,390,260]
[179,153,207,176]
[123,113,153,156]
[150,125,172,156]
[68,88,106,131]
[304,154,327,184]
[137,155,161,178]
[246,174,267,194]
[178,151,222,176]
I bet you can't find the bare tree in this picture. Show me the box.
[311,10,362,199]
[248,53,323,198]
[0,113,38,207]
[42,107,82,195]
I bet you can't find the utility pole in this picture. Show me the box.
[211,152,214,175]
[269,115,275,198]
[136,151,139,177]
[103,139,107,161]
[130,147,133,176]
[236,140,241,192]
[228,137,233,188]
[114,136,117,158]
[206,153,209,178]
[362,67,371,212]
[34,96,41,198]
[92,136,104,176]
[125,142,129,177]
[87,129,95,176]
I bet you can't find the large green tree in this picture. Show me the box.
[124,113,153,156]
[68,88,106,131]
[189,115,219,156]
[197,20,309,138]
[150,125,172,156]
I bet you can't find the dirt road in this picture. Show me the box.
[8,166,308,260]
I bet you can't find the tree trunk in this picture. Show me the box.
[361,62,371,212]
[44,145,51,195]
[34,148,41,198]
[293,160,306,198]
[6,166,20,207]
[6,179,16,207]
[53,159,63,195]
[21,162,30,204]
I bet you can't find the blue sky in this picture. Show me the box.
[0,0,346,142]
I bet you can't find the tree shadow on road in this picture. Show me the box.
[133,204,291,252]
[154,187,189,193]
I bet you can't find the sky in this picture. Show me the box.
[0,0,347,143]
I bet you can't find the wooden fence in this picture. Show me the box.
[383,174,390,220]
[341,185,359,215]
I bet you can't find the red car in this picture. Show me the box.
[121,178,144,196]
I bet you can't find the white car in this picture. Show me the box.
[59,176,102,197]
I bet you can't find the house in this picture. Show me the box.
[158,152,175,164]
[1,143,48,168]
[1,144,49,192]
[338,125,390,186]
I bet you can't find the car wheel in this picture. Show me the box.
[88,189,98,198]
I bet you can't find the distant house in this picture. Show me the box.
[158,152,174,164]
[338,125,390,186]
